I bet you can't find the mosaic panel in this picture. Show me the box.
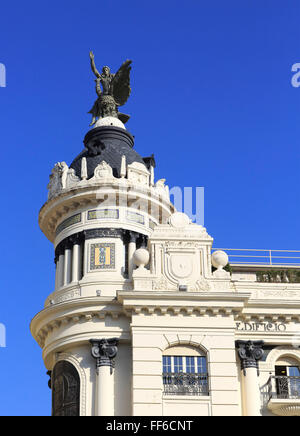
[56,213,81,236]
[87,209,119,220]
[126,210,145,225]
[90,243,115,270]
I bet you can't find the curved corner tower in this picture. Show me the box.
[31,114,176,415]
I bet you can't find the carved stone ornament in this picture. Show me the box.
[90,338,119,370]
[191,276,211,292]
[65,168,81,189]
[170,255,193,279]
[92,161,114,179]
[47,162,68,199]
[152,275,173,291]
[236,340,264,375]
[127,162,150,186]
[169,212,191,228]
[155,179,169,198]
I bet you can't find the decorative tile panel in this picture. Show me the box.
[56,213,81,236]
[87,209,119,220]
[126,210,145,225]
[90,243,115,270]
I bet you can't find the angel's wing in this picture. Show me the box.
[111,60,132,106]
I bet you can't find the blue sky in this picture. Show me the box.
[0,0,300,415]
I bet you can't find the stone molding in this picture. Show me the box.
[41,167,175,243]
[263,346,300,368]
[117,290,249,318]
[162,334,209,354]
[235,313,300,323]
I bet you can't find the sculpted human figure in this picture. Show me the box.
[88,51,132,126]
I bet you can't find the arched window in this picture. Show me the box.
[162,345,209,396]
[51,360,80,416]
[274,356,300,399]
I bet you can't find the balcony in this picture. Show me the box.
[212,248,300,282]
[163,372,209,396]
[266,376,300,416]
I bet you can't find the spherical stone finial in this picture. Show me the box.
[169,212,191,228]
[211,250,229,270]
[133,248,150,269]
[92,116,126,130]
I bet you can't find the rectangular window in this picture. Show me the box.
[163,356,172,385]
[288,366,300,377]
[186,357,195,374]
[173,356,183,373]
[288,366,300,398]
[163,356,171,373]
[197,357,207,374]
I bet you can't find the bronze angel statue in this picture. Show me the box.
[88,51,132,126]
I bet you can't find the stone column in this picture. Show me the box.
[236,340,264,416]
[57,251,65,289]
[90,338,118,416]
[71,239,81,283]
[64,244,72,285]
[54,257,59,291]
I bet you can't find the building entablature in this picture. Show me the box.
[39,175,175,243]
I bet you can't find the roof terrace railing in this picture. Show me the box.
[212,248,300,267]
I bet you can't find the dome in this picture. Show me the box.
[92,116,126,130]
[70,126,148,179]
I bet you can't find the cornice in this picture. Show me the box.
[117,290,251,317]
[39,181,175,242]
[117,290,251,303]
[233,281,300,291]
[30,296,122,344]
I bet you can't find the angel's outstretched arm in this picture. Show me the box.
[89,51,101,78]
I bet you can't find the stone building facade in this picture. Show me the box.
[31,117,300,417]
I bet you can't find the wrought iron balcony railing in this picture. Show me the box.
[267,376,300,400]
[163,372,209,396]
